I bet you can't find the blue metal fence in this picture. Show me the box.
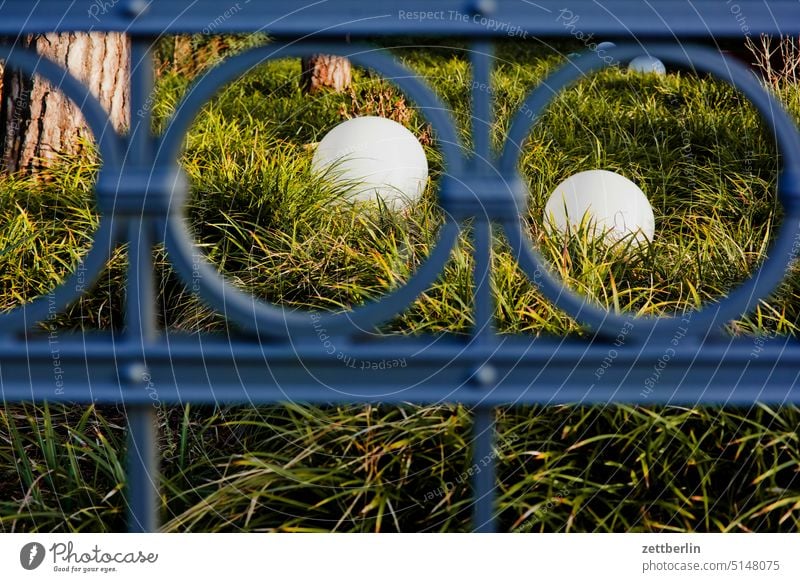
[1,0,800,532]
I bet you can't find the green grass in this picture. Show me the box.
[2,37,800,531]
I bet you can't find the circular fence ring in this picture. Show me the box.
[157,42,465,338]
[499,43,800,340]
[0,46,124,333]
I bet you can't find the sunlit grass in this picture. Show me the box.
[1,38,800,531]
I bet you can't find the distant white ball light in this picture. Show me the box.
[628,55,666,75]
[595,41,616,51]
[311,116,428,209]
[544,169,655,244]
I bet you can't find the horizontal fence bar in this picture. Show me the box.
[0,0,797,38]
[0,334,797,406]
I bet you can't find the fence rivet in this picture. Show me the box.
[472,364,498,387]
[121,0,149,18]
[122,362,150,385]
[469,0,498,16]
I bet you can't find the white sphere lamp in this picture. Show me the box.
[628,55,666,75]
[544,169,655,245]
[311,116,429,209]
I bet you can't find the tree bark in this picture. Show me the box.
[0,32,129,174]
[301,54,351,94]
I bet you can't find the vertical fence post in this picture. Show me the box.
[472,408,497,532]
[471,215,497,531]
[126,395,159,533]
[124,31,160,533]
[469,38,498,532]
[124,217,160,533]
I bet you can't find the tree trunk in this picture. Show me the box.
[0,32,129,174]
[301,54,351,94]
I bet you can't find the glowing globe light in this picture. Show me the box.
[311,116,429,209]
[628,55,666,75]
[544,169,655,245]
[595,41,616,52]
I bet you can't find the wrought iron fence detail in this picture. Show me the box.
[0,0,799,533]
